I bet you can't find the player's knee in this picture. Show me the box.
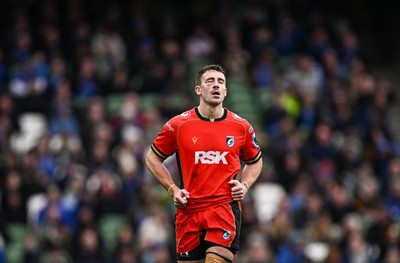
[205,251,233,263]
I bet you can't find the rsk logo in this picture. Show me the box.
[195,151,228,164]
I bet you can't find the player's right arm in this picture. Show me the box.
[145,149,175,191]
[145,147,189,208]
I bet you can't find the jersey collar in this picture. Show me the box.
[195,107,227,122]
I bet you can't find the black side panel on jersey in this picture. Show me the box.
[229,201,241,251]
[175,151,184,189]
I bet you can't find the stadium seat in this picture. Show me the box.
[98,214,130,257]
[4,223,27,263]
[256,88,273,111]
[39,250,72,263]
[106,94,124,117]
[139,94,159,111]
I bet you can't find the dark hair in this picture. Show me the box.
[196,64,226,85]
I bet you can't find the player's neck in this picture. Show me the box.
[197,104,224,119]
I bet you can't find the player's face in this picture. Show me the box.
[195,70,227,106]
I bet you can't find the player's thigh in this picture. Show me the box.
[206,246,234,263]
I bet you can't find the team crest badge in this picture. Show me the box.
[222,230,231,239]
[226,136,234,147]
[252,134,260,149]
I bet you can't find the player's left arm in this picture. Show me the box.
[230,121,263,201]
[241,158,263,190]
[230,157,263,201]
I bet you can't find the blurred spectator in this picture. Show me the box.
[23,232,41,263]
[12,30,32,64]
[35,136,59,182]
[136,204,174,263]
[39,24,64,60]
[48,57,67,90]
[73,227,104,263]
[0,170,27,223]
[0,113,11,152]
[352,165,383,219]
[86,169,127,217]
[237,230,275,263]
[160,38,183,69]
[305,119,338,186]
[78,96,106,155]
[325,181,355,224]
[0,95,13,152]
[222,27,251,82]
[384,173,400,221]
[87,140,114,174]
[265,198,293,251]
[307,26,333,63]
[383,245,400,263]
[167,61,189,95]
[184,24,216,61]
[75,55,98,100]
[247,25,275,58]
[365,207,395,262]
[274,13,304,58]
[139,61,168,94]
[293,190,324,230]
[91,23,127,82]
[250,48,277,89]
[338,29,360,65]
[112,124,144,202]
[36,184,76,248]
[283,53,324,101]
[9,52,50,115]
[49,80,79,137]
[19,149,47,195]
[320,48,347,81]
[341,232,378,263]
[101,66,131,95]
[275,149,304,192]
[116,247,138,263]
[113,224,137,262]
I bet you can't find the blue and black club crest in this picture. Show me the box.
[226,136,235,147]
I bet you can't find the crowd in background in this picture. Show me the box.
[1,0,400,262]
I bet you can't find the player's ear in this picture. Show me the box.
[195,85,201,95]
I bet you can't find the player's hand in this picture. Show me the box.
[173,189,190,209]
[229,180,248,201]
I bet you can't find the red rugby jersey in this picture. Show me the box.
[151,107,262,212]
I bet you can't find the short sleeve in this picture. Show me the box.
[240,123,262,164]
[151,120,178,160]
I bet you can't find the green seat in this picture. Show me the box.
[228,94,253,104]
[257,89,273,110]
[165,94,190,111]
[39,250,72,263]
[98,214,129,257]
[139,94,159,110]
[5,223,27,263]
[106,94,124,117]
